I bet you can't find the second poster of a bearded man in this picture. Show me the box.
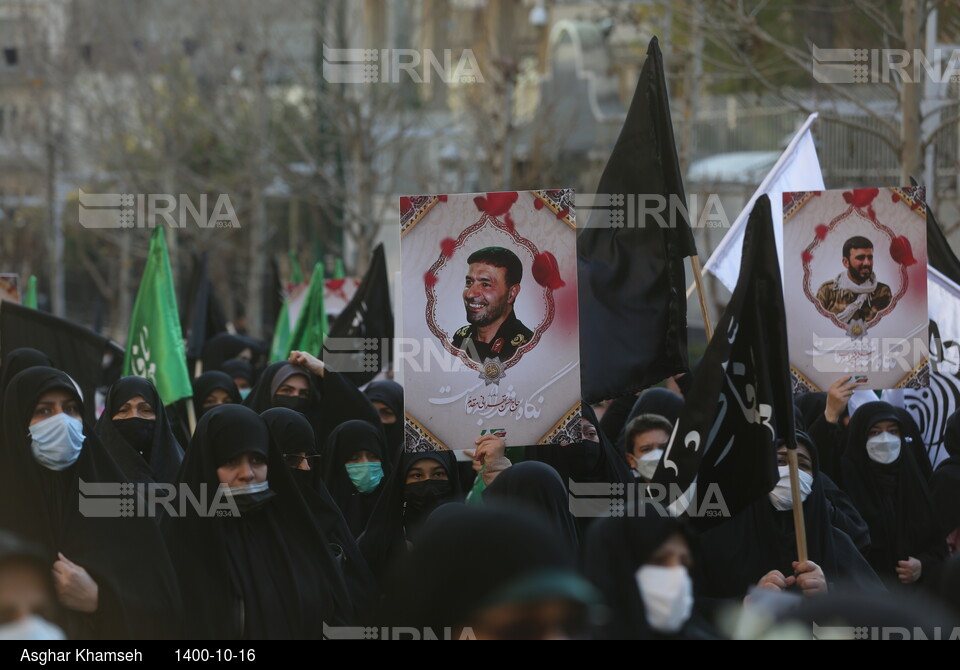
[783,187,929,392]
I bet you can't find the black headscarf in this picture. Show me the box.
[162,404,356,639]
[696,434,883,603]
[484,461,579,552]
[793,391,847,482]
[200,333,263,374]
[363,380,404,453]
[0,347,54,398]
[0,367,181,639]
[840,401,947,589]
[0,347,54,435]
[260,407,377,622]
[191,371,241,419]
[629,388,685,424]
[380,504,597,634]
[244,361,381,458]
[93,376,183,485]
[358,450,463,585]
[613,388,685,458]
[524,401,633,488]
[894,406,935,482]
[221,358,254,387]
[932,410,960,539]
[582,507,712,639]
[322,420,392,538]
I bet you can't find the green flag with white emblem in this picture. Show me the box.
[124,228,192,404]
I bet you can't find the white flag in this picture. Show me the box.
[704,113,825,290]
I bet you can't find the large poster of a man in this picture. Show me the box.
[400,190,581,451]
[784,187,929,391]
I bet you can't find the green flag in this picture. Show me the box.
[333,258,345,279]
[23,275,37,309]
[270,300,292,363]
[124,228,192,405]
[289,249,303,285]
[288,263,328,356]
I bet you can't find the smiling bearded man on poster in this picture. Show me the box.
[452,246,533,364]
[816,235,893,337]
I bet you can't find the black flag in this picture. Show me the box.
[181,252,227,363]
[324,243,394,387]
[653,195,789,529]
[0,302,122,425]
[909,176,960,284]
[928,202,960,285]
[578,36,697,403]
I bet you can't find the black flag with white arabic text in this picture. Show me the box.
[653,195,791,530]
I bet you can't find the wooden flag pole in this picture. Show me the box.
[787,447,809,563]
[689,255,714,341]
[186,359,203,436]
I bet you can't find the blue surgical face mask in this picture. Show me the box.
[345,462,384,494]
[29,413,85,471]
[239,388,252,401]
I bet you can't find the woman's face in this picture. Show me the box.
[30,390,81,427]
[647,532,692,570]
[203,388,234,409]
[867,419,900,439]
[405,459,449,484]
[217,452,267,487]
[346,449,381,465]
[275,374,310,400]
[112,394,156,420]
[372,401,397,425]
[776,444,814,476]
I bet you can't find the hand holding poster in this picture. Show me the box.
[783,187,929,391]
[400,190,581,451]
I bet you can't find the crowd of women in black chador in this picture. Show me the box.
[2,339,960,640]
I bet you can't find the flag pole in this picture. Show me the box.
[689,255,714,341]
[786,445,809,563]
[186,360,202,436]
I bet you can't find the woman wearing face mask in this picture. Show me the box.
[321,420,395,538]
[162,404,357,638]
[0,367,182,639]
[243,352,381,458]
[840,402,947,589]
[94,376,183,485]
[583,504,717,639]
[695,433,882,609]
[221,358,254,401]
[357,450,462,585]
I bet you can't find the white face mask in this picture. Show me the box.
[29,413,85,471]
[636,449,664,481]
[768,465,814,511]
[0,614,66,640]
[222,480,271,497]
[865,432,901,464]
[635,564,693,634]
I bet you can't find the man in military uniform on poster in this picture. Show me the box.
[452,246,533,364]
[816,235,893,336]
